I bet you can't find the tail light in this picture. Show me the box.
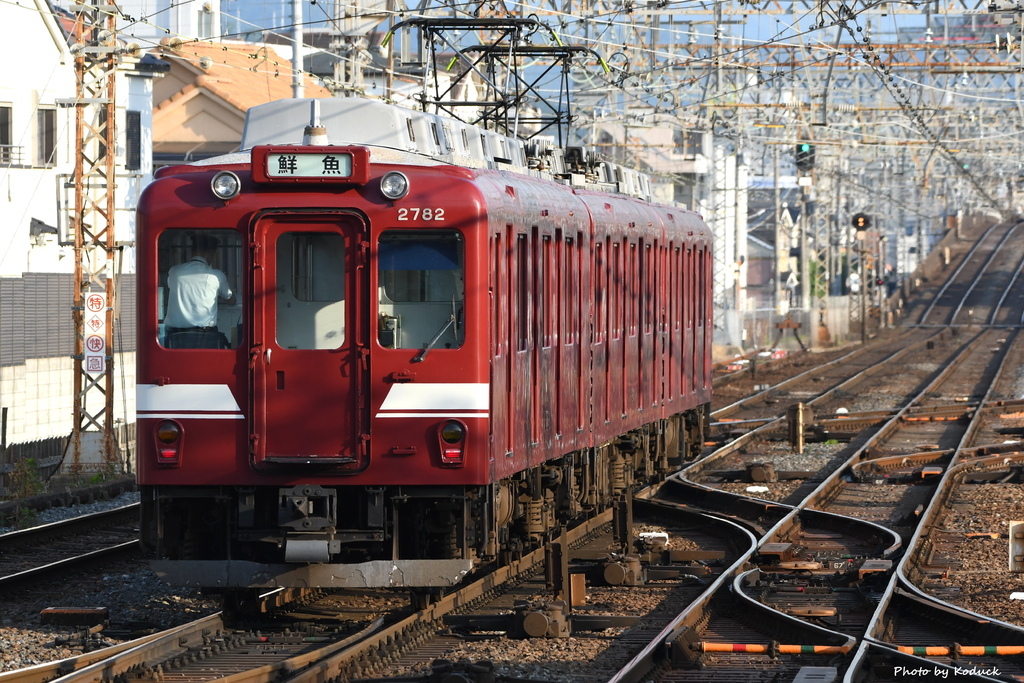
[154,420,183,467]
[437,419,467,467]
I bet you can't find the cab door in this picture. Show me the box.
[250,212,368,469]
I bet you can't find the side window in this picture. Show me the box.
[516,235,528,351]
[157,230,242,349]
[378,230,465,351]
[594,241,605,344]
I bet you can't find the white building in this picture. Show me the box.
[1,1,75,277]
[50,0,223,46]
[0,0,163,445]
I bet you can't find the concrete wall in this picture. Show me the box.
[0,352,135,444]
[0,272,135,445]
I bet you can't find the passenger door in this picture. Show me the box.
[250,212,368,468]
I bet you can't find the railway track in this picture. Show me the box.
[0,505,140,591]
[916,220,1017,327]
[607,231,1024,681]
[8,220,1024,682]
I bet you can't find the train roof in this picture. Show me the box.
[241,97,527,169]
[189,97,668,205]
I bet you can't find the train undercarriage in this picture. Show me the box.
[141,406,709,592]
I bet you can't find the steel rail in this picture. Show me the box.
[986,226,1024,326]
[42,614,227,683]
[709,328,926,420]
[610,328,1010,681]
[0,504,139,548]
[691,327,953,483]
[846,328,1024,681]
[0,541,138,592]
[916,222,1009,326]
[0,615,223,683]
[947,221,1023,326]
[279,509,614,683]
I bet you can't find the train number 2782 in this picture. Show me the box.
[397,207,445,221]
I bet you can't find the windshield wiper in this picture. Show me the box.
[411,315,455,363]
[411,297,460,363]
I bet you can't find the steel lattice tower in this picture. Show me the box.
[68,1,118,472]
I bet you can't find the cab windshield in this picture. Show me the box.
[156,229,242,349]
[377,230,464,352]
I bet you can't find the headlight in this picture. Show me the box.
[211,171,241,201]
[380,171,409,200]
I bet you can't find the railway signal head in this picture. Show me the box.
[852,213,871,230]
[795,143,815,172]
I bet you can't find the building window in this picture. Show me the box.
[37,108,56,166]
[674,128,701,157]
[126,110,141,171]
[198,7,213,38]
[0,105,12,164]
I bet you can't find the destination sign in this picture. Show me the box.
[266,152,353,178]
[250,146,371,185]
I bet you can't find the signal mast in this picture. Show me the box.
[67,1,119,472]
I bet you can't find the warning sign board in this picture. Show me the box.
[84,292,106,375]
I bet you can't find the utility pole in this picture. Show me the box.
[799,189,811,312]
[774,145,784,313]
[333,0,368,94]
[68,1,118,473]
[292,0,304,98]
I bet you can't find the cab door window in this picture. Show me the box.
[377,231,464,351]
[276,232,346,350]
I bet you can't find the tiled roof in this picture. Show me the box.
[153,39,332,113]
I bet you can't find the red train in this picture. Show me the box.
[136,97,713,591]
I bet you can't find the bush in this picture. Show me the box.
[10,457,45,498]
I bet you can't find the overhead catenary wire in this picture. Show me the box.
[12,0,1021,232]
[25,0,1018,165]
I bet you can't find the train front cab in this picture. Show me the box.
[138,158,492,589]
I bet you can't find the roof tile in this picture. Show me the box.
[154,40,332,113]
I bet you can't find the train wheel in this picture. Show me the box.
[409,587,445,610]
[222,588,263,620]
[500,537,523,565]
[428,510,459,558]
[398,500,461,560]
